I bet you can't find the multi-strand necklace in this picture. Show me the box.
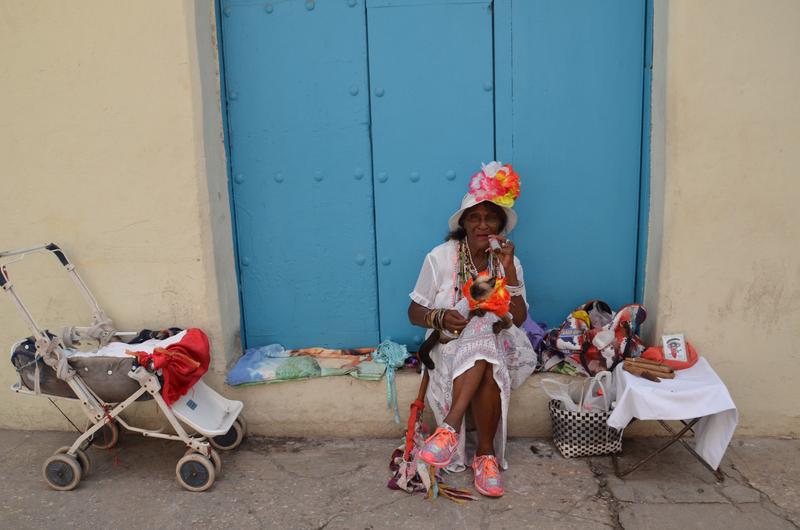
[453,239,503,305]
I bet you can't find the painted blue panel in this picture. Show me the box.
[495,1,646,326]
[493,0,513,162]
[367,0,495,348]
[220,1,378,348]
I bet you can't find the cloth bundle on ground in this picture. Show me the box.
[522,316,548,351]
[225,345,386,386]
[539,301,647,376]
[387,385,477,503]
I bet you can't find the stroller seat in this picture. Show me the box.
[11,338,149,403]
[11,330,193,402]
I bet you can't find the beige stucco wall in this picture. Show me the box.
[644,0,800,436]
[0,1,239,429]
[0,0,797,438]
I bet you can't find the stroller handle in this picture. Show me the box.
[0,243,115,346]
[0,243,52,258]
[0,243,72,287]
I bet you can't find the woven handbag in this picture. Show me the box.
[548,399,623,458]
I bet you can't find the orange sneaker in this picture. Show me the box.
[418,426,459,467]
[472,454,504,497]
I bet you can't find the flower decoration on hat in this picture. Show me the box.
[468,161,521,208]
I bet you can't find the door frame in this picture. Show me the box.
[215,0,248,347]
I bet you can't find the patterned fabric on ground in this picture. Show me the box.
[225,345,383,386]
[388,399,478,503]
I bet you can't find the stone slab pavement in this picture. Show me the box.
[0,429,797,529]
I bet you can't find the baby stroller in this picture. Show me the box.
[1,243,246,492]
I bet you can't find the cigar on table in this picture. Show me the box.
[626,367,675,379]
[624,359,673,372]
[625,361,675,378]
[624,362,676,379]
[625,363,675,379]
[625,358,674,373]
[623,364,662,382]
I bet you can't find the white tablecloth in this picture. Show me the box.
[607,357,738,469]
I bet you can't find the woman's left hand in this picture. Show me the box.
[489,235,515,271]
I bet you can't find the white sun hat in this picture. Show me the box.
[447,161,521,236]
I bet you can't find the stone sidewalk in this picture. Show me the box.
[1,429,797,529]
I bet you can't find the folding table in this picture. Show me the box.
[607,357,738,481]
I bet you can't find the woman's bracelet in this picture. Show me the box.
[425,308,447,331]
[434,309,445,331]
[506,282,525,297]
[424,309,434,328]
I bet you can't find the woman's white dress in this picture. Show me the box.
[409,240,537,472]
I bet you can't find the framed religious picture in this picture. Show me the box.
[661,333,688,362]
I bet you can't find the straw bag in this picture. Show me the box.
[547,374,623,457]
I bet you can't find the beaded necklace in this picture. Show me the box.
[452,238,503,306]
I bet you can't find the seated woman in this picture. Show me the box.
[408,162,536,498]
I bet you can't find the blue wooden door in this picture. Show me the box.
[219,1,379,348]
[219,0,648,348]
[494,0,647,327]
[366,0,495,346]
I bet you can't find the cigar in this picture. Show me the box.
[624,364,661,382]
[624,359,672,371]
[627,357,673,368]
[624,361,675,378]
[625,358,674,373]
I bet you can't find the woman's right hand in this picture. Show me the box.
[443,310,468,335]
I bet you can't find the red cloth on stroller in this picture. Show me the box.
[132,328,210,405]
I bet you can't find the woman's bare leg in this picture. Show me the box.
[442,360,488,430]
[471,364,502,456]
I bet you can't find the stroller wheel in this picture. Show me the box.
[42,454,82,491]
[88,421,119,450]
[55,446,91,477]
[209,448,222,476]
[176,453,216,492]
[235,415,247,435]
[208,418,245,451]
[185,447,222,476]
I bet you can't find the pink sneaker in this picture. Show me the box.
[472,454,504,497]
[418,426,459,467]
